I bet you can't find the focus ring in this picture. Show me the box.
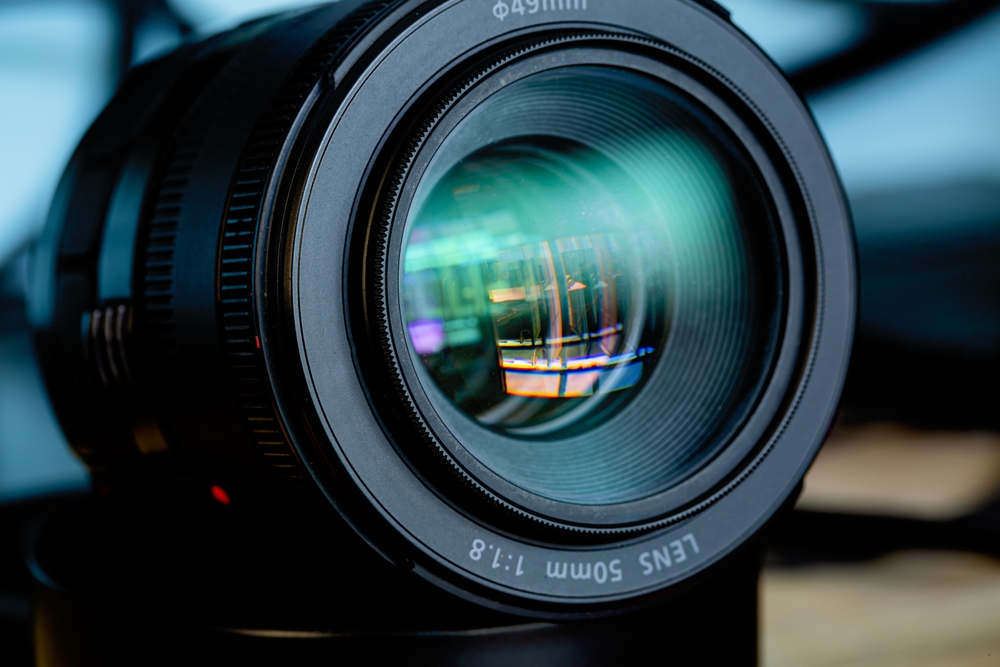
[215,0,400,482]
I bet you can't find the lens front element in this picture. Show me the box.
[404,136,666,435]
[400,66,783,508]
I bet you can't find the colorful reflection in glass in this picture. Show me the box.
[402,138,670,437]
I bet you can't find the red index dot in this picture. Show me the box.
[255,336,261,349]
[211,485,231,505]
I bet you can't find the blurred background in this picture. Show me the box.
[0,0,997,665]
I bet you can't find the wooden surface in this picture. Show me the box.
[763,552,1000,667]
[797,424,1000,520]
[763,424,1000,666]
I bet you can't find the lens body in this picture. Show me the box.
[31,0,855,616]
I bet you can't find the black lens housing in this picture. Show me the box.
[30,0,855,617]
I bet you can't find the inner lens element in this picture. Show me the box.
[399,65,782,506]
[404,138,666,433]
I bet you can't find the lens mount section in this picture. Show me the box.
[32,0,855,618]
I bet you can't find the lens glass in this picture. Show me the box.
[400,66,781,505]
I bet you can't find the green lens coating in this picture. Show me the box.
[400,66,781,505]
[404,138,666,432]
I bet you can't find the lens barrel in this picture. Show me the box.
[30,0,855,616]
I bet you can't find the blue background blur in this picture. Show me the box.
[0,0,998,501]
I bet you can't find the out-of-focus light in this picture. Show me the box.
[723,0,865,72]
[211,485,231,505]
[0,0,114,265]
[0,332,88,501]
[133,15,183,64]
[809,9,1000,196]
[168,0,328,35]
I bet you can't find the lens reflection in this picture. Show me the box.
[399,66,780,505]
[403,138,668,436]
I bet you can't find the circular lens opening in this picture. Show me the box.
[404,136,666,436]
[400,65,783,507]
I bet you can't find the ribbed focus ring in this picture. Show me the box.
[215,0,400,482]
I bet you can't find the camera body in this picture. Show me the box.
[29,0,854,617]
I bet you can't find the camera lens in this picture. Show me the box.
[398,66,782,506]
[31,0,855,616]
